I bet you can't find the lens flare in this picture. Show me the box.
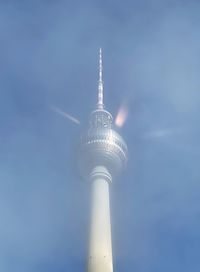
[115,104,128,128]
[144,129,173,138]
[50,106,80,125]
[143,127,183,139]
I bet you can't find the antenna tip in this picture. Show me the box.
[99,48,102,59]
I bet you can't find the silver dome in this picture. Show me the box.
[78,109,128,179]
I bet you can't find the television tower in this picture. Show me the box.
[78,49,128,272]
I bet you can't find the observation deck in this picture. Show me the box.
[78,109,128,179]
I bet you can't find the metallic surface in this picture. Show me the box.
[78,109,128,179]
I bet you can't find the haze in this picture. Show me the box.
[1,1,200,272]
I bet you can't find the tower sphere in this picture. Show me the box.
[78,109,128,180]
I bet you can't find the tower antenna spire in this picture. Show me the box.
[98,48,104,109]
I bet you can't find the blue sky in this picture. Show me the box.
[1,0,200,271]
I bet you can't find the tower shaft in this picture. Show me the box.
[88,166,113,272]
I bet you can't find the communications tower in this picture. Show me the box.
[78,49,128,272]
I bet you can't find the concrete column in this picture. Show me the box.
[87,166,113,272]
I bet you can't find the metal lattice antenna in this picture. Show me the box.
[97,48,104,109]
